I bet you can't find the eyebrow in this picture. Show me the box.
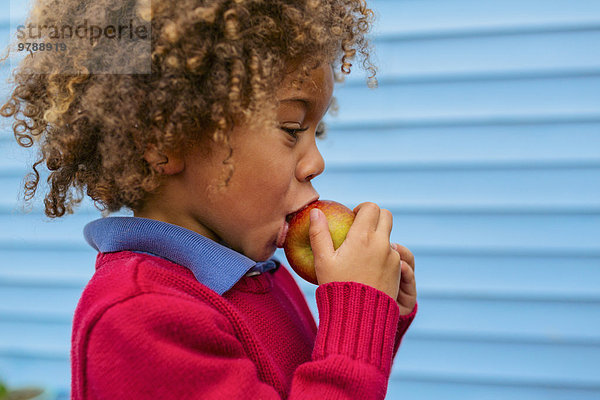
[280,97,333,114]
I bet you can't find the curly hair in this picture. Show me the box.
[0,0,377,218]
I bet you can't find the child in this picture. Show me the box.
[2,0,417,398]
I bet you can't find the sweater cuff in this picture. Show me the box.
[399,301,417,328]
[313,281,400,376]
[393,301,418,356]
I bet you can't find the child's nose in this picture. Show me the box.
[296,142,325,182]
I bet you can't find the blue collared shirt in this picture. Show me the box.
[83,216,280,295]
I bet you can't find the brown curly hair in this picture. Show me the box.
[0,0,377,218]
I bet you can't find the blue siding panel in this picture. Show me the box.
[391,338,600,389]
[1,0,599,398]
[334,76,600,123]
[387,380,600,400]
[374,30,600,78]
[373,0,600,35]
[319,122,600,165]
[315,168,600,211]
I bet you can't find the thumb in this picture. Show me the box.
[308,208,334,260]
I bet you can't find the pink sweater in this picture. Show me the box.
[71,251,417,399]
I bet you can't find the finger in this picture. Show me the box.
[376,208,393,238]
[396,291,417,315]
[400,261,414,282]
[350,202,380,233]
[308,208,334,260]
[392,243,415,271]
[399,262,417,296]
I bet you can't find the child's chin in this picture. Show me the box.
[253,244,277,262]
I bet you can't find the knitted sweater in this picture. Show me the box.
[71,249,416,399]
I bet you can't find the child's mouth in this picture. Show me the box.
[276,219,290,248]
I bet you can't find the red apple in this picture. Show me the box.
[283,200,355,284]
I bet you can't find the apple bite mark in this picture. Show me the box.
[283,200,355,284]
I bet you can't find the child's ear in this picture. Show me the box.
[143,145,184,175]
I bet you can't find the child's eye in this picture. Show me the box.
[280,123,326,141]
[281,126,309,139]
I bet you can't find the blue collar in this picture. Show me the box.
[83,216,280,295]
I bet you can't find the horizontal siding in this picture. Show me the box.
[372,0,600,36]
[387,379,600,400]
[0,212,100,248]
[1,0,599,398]
[0,320,71,358]
[0,249,96,284]
[320,1,600,398]
[0,284,85,322]
[333,75,600,123]
[412,254,600,300]
[315,168,600,213]
[318,122,600,165]
[391,338,600,388]
[373,30,600,80]
[0,356,69,390]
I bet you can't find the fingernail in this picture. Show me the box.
[310,208,319,222]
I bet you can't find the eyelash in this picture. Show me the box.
[281,123,327,140]
[282,126,309,139]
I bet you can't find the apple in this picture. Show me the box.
[283,200,355,284]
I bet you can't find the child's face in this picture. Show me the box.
[157,63,333,261]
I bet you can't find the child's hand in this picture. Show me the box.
[391,243,417,315]
[309,202,401,302]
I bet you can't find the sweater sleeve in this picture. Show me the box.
[392,301,418,360]
[83,284,402,400]
[295,281,402,400]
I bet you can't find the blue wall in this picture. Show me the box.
[1,0,599,399]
